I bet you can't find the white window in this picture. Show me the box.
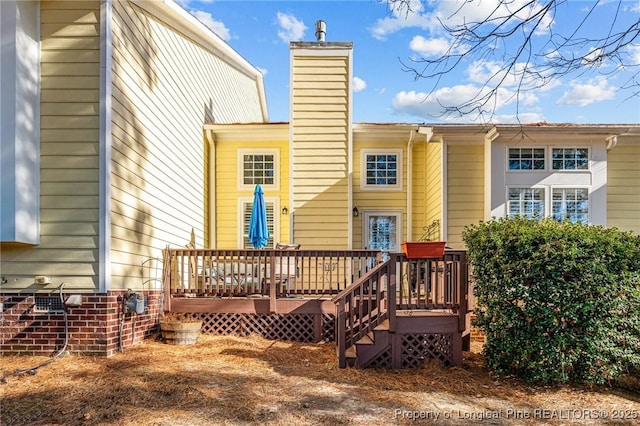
[363,211,402,252]
[238,149,279,190]
[361,149,402,190]
[507,188,545,220]
[508,148,545,171]
[551,148,589,170]
[504,187,589,224]
[240,199,277,249]
[552,188,589,224]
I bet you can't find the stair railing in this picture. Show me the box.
[332,258,397,368]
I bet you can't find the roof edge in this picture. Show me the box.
[132,0,268,122]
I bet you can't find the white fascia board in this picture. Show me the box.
[132,0,268,122]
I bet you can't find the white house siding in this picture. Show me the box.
[607,140,640,235]
[290,45,352,249]
[446,144,484,249]
[1,0,102,292]
[109,1,264,289]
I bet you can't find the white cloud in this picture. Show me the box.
[409,36,450,57]
[491,112,546,124]
[391,84,540,122]
[557,78,616,106]
[257,67,268,76]
[276,12,306,43]
[630,44,640,64]
[370,0,432,40]
[191,10,231,41]
[353,77,367,93]
[371,0,556,40]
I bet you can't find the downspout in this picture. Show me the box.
[406,130,416,241]
[409,127,433,242]
[205,128,216,247]
[484,127,499,221]
[98,0,113,292]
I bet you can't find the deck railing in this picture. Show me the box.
[332,250,469,367]
[162,247,381,300]
[332,258,396,368]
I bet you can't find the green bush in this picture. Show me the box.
[463,217,640,384]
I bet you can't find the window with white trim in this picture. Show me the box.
[551,148,589,170]
[241,201,275,249]
[361,149,402,190]
[552,188,589,224]
[238,149,279,190]
[363,211,402,252]
[508,148,545,170]
[507,188,545,220]
[505,187,589,224]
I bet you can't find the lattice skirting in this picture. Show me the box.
[364,333,455,368]
[401,333,454,367]
[182,313,335,343]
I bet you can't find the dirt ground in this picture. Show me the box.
[1,335,638,425]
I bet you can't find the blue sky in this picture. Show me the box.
[177,0,640,124]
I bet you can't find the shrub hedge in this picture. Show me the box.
[462,217,640,384]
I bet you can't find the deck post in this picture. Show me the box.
[162,249,172,312]
[336,299,346,368]
[458,251,468,332]
[269,254,277,313]
[388,256,397,333]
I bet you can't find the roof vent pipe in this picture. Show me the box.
[315,20,326,42]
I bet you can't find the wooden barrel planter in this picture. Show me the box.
[160,319,203,345]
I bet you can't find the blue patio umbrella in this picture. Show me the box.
[248,184,269,249]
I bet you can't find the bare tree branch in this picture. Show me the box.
[386,0,640,121]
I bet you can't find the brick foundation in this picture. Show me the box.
[0,291,163,357]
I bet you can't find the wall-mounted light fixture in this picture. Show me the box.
[352,207,359,217]
[281,207,288,215]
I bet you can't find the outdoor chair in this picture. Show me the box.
[262,243,300,296]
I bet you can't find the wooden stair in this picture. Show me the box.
[347,311,464,368]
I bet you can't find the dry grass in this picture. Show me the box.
[1,335,638,425]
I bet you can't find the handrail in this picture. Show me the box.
[333,259,392,368]
[333,250,469,368]
[163,248,380,299]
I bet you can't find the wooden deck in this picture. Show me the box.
[162,248,471,368]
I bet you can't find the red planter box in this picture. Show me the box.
[401,241,446,259]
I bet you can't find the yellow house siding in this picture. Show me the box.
[447,144,484,249]
[608,143,640,234]
[214,140,290,248]
[425,142,443,239]
[291,53,350,249]
[411,142,426,241]
[0,0,102,291]
[352,140,407,248]
[109,1,264,289]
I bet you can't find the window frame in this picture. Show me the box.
[503,186,590,224]
[506,186,546,220]
[506,146,591,173]
[237,148,279,191]
[551,186,590,224]
[362,210,403,252]
[360,148,403,191]
[506,147,546,172]
[550,147,590,171]
[237,197,280,249]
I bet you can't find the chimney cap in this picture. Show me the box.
[315,20,326,42]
